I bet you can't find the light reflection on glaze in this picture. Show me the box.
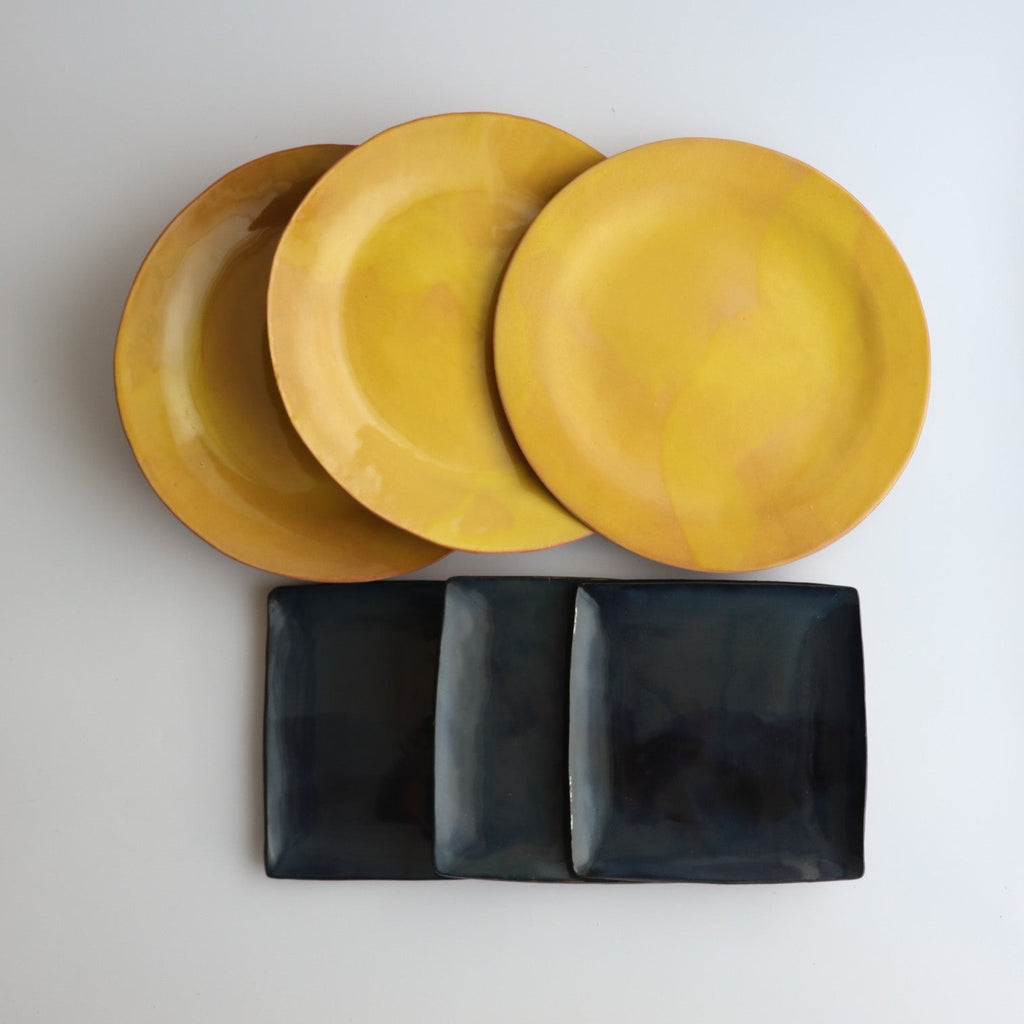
[567,587,612,878]
[433,586,492,859]
[192,227,328,493]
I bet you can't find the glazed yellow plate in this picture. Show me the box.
[268,113,602,552]
[495,138,930,572]
[115,145,447,580]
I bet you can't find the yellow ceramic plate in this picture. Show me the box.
[115,145,447,580]
[495,138,930,572]
[268,113,602,552]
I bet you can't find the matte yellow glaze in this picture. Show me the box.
[494,138,930,572]
[115,145,447,580]
[268,113,602,552]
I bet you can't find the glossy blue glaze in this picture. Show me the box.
[569,581,866,883]
[264,582,445,879]
[434,577,578,880]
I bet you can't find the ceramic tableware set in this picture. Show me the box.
[115,112,929,882]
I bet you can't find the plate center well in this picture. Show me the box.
[341,188,536,472]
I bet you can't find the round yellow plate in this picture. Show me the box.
[495,138,930,572]
[115,145,447,580]
[268,113,602,552]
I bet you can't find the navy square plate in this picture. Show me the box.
[434,577,577,880]
[569,582,866,883]
[264,582,446,879]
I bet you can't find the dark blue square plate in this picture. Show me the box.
[433,577,577,880]
[569,582,866,883]
[264,582,446,879]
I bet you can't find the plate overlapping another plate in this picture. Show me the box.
[267,113,603,554]
[115,145,447,580]
[117,124,930,578]
[264,578,866,883]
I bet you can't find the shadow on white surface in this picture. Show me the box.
[247,580,271,871]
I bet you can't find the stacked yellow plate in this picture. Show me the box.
[115,113,929,578]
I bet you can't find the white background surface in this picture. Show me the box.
[3,1,1023,1019]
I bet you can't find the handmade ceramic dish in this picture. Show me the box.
[265,582,446,879]
[434,577,577,881]
[495,138,930,572]
[267,113,602,554]
[115,145,447,580]
[569,581,866,882]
